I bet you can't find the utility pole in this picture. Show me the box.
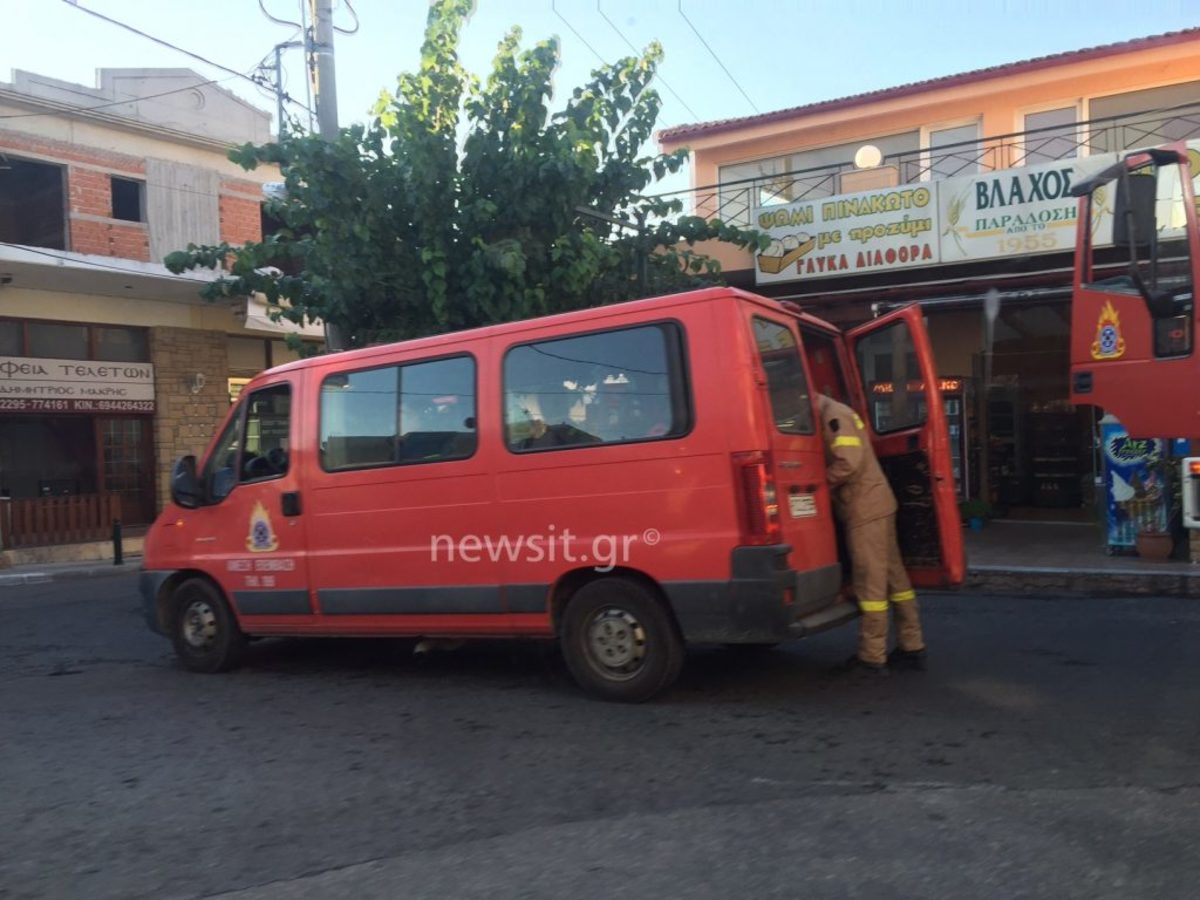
[308,0,346,350]
[310,0,339,143]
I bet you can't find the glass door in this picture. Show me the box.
[99,417,154,525]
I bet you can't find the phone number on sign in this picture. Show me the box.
[0,399,155,412]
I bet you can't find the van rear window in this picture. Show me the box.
[319,355,477,471]
[752,318,814,434]
[503,323,689,452]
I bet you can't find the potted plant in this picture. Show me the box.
[959,497,992,531]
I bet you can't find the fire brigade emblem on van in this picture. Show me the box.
[1090,300,1126,361]
[246,501,280,552]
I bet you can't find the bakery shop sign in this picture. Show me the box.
[0,356,155,414]
[754,185,939,284]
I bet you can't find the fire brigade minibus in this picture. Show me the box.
[141,287,964,701]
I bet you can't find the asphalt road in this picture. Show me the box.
[2,573,1199,899]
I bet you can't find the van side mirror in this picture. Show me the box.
[171,456,203,509]
[1113,172,1156,252]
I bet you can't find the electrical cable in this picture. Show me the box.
[61,1,271,92]
[595,0,700,121]
[677,0,759,114]
[258,0,302,29]
[0,76,227,119]
[551,0,610,67]
[334,0,359,35]
[0,239,217,278]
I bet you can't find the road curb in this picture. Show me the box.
[0,562,141,587]
[966,566,1200,598]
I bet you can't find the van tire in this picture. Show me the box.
[170,578,246,674]
[560,578,684,702]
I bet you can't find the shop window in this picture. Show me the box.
[1089,81,1200,152]
[28,322,87,360]
[1022,107,1079,164]
[0,157,66,250]
[321,356,477,471]
[110,177,145,223]
[95,326,148,362]
[0,416,97,499]
[504,324,688,452]
[0,320,21,356]
[752,318,814,435]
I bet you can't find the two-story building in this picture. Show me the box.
[0,67,320,561]
[659,29,1200,525]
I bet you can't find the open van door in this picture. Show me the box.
[846,306,965,587]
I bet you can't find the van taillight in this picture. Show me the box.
[733,451,781,545]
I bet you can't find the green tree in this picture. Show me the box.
[165,0,764,348]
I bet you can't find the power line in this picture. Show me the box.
[258,0,302,28]
[551,0,608,67]
[677,0,760,114]
[0,75,227,120]
[62,1,270,90]
[595,1,700,121]
[334,0,359,35]
[0,239,216,279]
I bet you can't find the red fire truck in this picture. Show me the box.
[1069,141,1200,438]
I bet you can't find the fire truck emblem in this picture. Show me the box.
[246,500,279,552]
[1090,300,1126,361]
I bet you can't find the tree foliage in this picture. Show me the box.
[166,0,765,348]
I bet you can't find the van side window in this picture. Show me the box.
[240,384,291,482]
[798,328,850,405]
[320,356,477,471]
[855,320,925,433]
[752,318,814,434]
[504,323,688,452]
[201,410,243,502]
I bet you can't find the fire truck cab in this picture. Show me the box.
[1069,141,1200,438]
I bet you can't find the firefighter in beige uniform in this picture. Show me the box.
[818,394,926,672]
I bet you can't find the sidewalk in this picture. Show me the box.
[0,555,142,586]
[963,520,1200,597]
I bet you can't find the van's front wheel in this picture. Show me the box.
[170,578,246,673]
[561,578,684,702]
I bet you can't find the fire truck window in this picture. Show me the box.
[800,328,850,404]
[752,318,814,435]
[320,357,477,471]
[856,322,926,434]
[503,323,688,452]
[240,384,291,482]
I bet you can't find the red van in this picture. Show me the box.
[141,287,964,701]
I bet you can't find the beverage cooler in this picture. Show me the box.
[870,376,971,499]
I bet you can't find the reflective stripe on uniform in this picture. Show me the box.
[832,435,863,448]
[858,600,889,613]
[853,415,865,429]
[891,589,916,602]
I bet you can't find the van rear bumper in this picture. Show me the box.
[661,546,845,644]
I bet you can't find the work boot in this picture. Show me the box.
[834,655,889,678]
[888,647,928,671]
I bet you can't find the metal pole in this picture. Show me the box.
[636,210,648,298]
[274,45,285,138]
[309,0,346,351]
[310,0,339,143]
[112,519,123,567]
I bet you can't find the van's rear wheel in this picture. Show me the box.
[561,578,684,702]
[170,578,246,673]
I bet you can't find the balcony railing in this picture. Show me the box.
[657,102,1200,227]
